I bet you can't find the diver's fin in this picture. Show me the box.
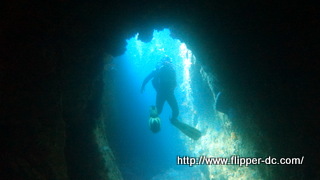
[172,120,202,140]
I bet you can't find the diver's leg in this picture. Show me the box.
[167,92,179,121]
[156,92,166,115]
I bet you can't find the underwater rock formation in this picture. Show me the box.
[1,0,318,179]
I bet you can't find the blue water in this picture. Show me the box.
[105,29,266,179]
[110,29,190,179]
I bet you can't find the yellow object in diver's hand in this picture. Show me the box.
[149,106,161,133]
[150,106,158,118]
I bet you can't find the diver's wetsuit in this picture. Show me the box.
[141,63,179,121]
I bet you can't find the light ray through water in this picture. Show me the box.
[110,28,266,179]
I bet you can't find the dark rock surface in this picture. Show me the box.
[1,0,319,179]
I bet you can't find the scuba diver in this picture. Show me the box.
[141,56,179,123]
[141,56,201,140]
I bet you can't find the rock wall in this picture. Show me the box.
[1,1,123,179]
[1,0,318,179]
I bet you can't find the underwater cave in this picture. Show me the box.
[2,1,317,180]
[103,29,269,179]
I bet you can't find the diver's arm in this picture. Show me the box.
[141,70,155,93]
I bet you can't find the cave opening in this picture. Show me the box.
[103,28,267,179]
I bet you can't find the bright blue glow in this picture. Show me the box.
[109,29,265,179]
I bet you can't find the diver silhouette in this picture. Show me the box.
[141,56,201,140]
[140,56,179,122]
